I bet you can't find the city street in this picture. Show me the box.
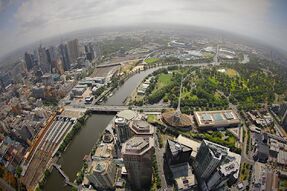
[154,133,173,191]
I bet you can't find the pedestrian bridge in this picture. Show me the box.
[52,163,77,188]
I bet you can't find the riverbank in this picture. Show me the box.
[35,114,89,190]
[74,115,116,186]
[43,62,215,190]
[43,114,114,191]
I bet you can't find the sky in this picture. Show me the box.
[0,0,287,59]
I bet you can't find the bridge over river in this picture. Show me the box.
[83,105,169,113]
[52,163,77,188]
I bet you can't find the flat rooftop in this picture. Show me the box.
[167,139,192,157]
[89,159,112,174]
[194,110,240,129]
[94,144,113,159]
[116,110,137,121]
[176,135,201,158]
[121,136,154,155]
[130,120,154,136]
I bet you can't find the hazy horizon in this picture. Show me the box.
[0,0,287,60]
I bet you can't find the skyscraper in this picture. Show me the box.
[0,72,12,89]
[194,140,229,180]
[67,39,80,64]
[87,159,117,190]
[24,52,34,71]
[59,43,70,71]
[38,46,51,73]
[114,117,130,144]
[129,120,155,137]
[47,46,58,63]
[206,160,239,190]
[85,43,95,62]
[121,136,154,190]
[165,139,192,166]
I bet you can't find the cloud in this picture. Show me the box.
[0,0,286,59]
[0,0,13,12]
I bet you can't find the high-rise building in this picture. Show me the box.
[47,46,58,63]
[0,72,12,89]
[87,159,117,190]
[165,139,192,166]
[85,43,95,61]
[165,139,198,191]
[194,140,229,180]
[193,140,241,190]
[38,46,51,73]
[121,136,154,190]
[114,117,130,144]
[129,120,155,137]
[24,52,34,71]
[47,46,61,73]
[54,58,64,75]
[67,39,80,64]
[59,43,70,71]
[206,160,239,190]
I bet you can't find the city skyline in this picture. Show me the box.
[0,0,287,59]
[0,1,287,190]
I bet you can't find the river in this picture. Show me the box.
[43,67,160,190]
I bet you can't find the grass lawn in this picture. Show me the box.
[202,52,215,59]
[151,73,172,95]
[144,57,160,64]
[157,73,172,89]
[239,163,250,181]
[147,114,157,123]
[226,68,239,77]
[279,178,287,191]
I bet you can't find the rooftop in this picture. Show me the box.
[194,110,240,129]
[162,110,192,128]
[130,120,154,135]
[122,136,154,155]
[170,163,196,189]
[204,139,229,159]
[94,144,113,159]
[90,159,111,174]
[176,135,201,158]
[116,110,137,121]
[219,160,240,176]
[167,139,192,157]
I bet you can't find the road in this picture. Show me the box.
[241,124,254,165]
[154,133,173,191]
[229,103,254,165]
[154,133,167,189]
